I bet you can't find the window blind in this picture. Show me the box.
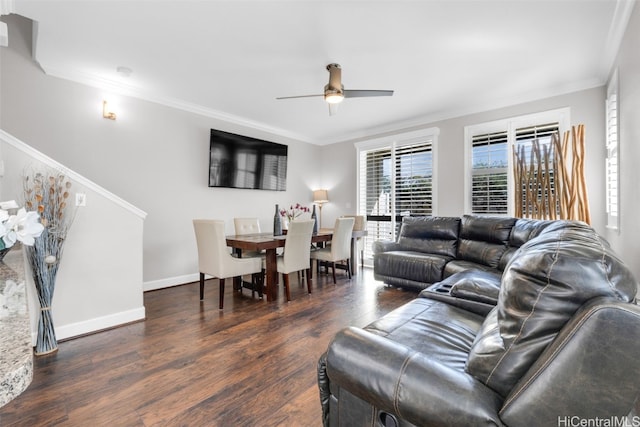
[358,139,433,261]
[606,90,619,228]
[359,147,393,261]
[514,122,560,217]
[394,142,433,216]
[471,131,508,214]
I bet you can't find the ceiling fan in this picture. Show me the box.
[276,63,394,116]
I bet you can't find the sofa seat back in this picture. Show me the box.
[466,220,638,398]
[456,215,516,269]
[497,218,552,271]
[397,216,460,258]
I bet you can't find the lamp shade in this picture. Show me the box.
[313,189,329,203]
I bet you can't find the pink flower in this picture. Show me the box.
[281,203,310,222]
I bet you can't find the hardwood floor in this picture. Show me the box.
[0,268,416,427]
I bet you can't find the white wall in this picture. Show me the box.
[0,15,323,291]
[0,131,146,341]
[604,2,640,280]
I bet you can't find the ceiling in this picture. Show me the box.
[12,0,634,145]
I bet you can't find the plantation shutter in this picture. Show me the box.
[606,87,619,228]
[359,147,393,261]
[514,122,560,217]
[515,123,559,147]
[358,138,433,262]
[471,131,508,214]
[395,141,433,216]
[359,147,392,218]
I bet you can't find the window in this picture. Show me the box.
[465,108,569,216]
[606,71,619,230]
[470,130,508,214]
[356,128,438,265]
[513,123,560,218]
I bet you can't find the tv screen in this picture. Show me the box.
[209,129,288,190]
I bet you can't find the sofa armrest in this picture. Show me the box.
[326,327,505,426]
[420,270,501,316]
[500,298,640,426]
[372,240,402,254]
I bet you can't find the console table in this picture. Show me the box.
[0,245,33,407]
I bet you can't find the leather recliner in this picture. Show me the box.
[318,220,640,426]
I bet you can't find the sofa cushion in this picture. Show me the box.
[364,298,484,370]
[443,259,502,278]
[374,251,450,287]
[397,216,460,258]
[465,220,638,397]
[456,215,517,268]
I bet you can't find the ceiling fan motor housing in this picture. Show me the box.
[325,63,344,103]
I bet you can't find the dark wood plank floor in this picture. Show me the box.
[0,268,416,427]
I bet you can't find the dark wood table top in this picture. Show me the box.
[226,231,333,251]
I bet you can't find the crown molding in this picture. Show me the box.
[600,0,636,80]
[325,76,604,146]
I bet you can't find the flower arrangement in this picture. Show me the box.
[280,203,310,223]
[22,170,76,355]
[0,200,44,253]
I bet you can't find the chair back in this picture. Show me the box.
[282,219,315,274]
[234,217,261,235]
[330,217,355,260]
[193,219,233,277]
[342,215,366,231]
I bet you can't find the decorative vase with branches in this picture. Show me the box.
[23,170,75,355]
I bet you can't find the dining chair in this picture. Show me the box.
[276,219,315,301]
[233,217,261,235]
[233,217,265,260]
[342,214,367,269]
[311,217,355,283]
[193,219,263,309]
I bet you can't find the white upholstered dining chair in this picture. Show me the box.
[277,219,315,301]
[311,217,355,283]
[233,217,265,261]
[193,219,263,309]
[233,217,261,235]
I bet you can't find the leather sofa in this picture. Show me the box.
[318,219,640,426]
[373,215,552,292]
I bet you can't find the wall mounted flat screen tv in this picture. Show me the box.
[209,129,288,190]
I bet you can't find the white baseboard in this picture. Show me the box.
[51,306,146,341]
[143,273,199,292]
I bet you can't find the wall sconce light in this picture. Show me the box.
[313,189,329,228]
[103,100,116,120]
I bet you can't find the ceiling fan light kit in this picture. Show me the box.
[277,63,393,115]
[324,90,344,104]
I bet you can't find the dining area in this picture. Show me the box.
[192,210,367,309]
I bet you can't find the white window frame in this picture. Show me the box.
[464,108,570,216]
[605,70,620,231]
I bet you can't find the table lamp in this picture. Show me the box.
[313,189,329,228]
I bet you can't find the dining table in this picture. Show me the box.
[226,229,367,302]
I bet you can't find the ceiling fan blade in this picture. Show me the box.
[276,94,324,100]
[343,90,394,98]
